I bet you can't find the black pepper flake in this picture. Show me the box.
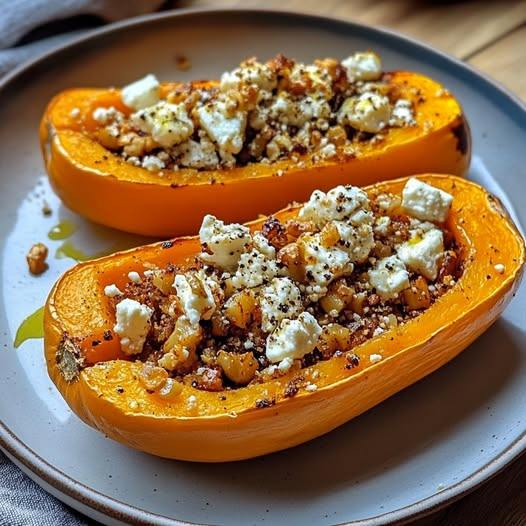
[345,353,360,369]
[284,375,304,398]
[103,330,113,341]
[162,241,174,249]
[91,339,101,347]
[255,398,276,409]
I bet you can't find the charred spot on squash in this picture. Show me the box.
[56,334,85,382]
[487,193,511,221]
[452,118,470,156]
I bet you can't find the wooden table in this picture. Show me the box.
[176,1,526,524]
[179,0,526,102]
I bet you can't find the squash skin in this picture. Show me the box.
[44,174,524,462]
[40,73,471,237]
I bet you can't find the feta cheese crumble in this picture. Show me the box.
[299,185,371,227]
[174,136,219,169]
[104,284,122,298]
[173,272,216,325]
[231,249,279,289]
[397,228,444,280]
[338,92,391,133]
[121,74,160,110]
[127,271,142,284]
[494,263,505,274]
[199,215,252,271]
[341,51,382,82]
[92,106,123,125]
[131,101,194,148]
[402,178,453,223]
[389,99,416,127]
[260,277,303,333]
[197,100,247,158]
[141,155,165,172]
[266,312,322,363]
[368,255,410,299]
[301,232,352,299]
[113,298,153,355]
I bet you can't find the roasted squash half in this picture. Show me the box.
[44,175,523,462]
[40,73,470,237]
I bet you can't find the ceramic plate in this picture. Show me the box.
[0,8,525,526]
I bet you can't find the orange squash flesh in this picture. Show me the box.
[40,73,471,237]
[44,175,523,462]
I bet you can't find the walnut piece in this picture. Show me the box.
[26,243,48,275]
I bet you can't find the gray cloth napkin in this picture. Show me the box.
[0,0,164,76]
[1,3,165,523]
[0,453,90,525]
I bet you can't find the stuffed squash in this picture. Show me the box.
[40,52,470,236]
[44,174,524,461]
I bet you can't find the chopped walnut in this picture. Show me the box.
[26,243,48,275]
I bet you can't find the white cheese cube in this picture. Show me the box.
[104,284,122,297]
[265,312,322,363]
[121,74,160,110]
[269,93,330,127]
[175,137,219,169]
[131,101,193,148]
[289,63,333,99]
[374,216,391,236]
[368,255,410,300]
[302,232,353,299]
[260,277,303,333]
[113,298,153,355]
[341,52,382,82]
[220,61,277,92]
[141,155,165,172]
[231,249,279,289]
[402,178,453,222]
[173,272,216,326]
[389,98,416,127]
[92,106,123,124]
[299,185,371,228]
[252,232,276,258]
[335,221,374,263]
[197,100,247,155]
[338,92,391,133]
[127,271,142,284]
[198,215,252,271]
[397,228,444,280]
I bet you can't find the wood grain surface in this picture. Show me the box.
[178,0,526,102]
[175,2,525,524]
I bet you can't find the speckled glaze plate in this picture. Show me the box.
[0,8,525,526]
